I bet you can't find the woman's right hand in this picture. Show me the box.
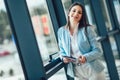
[62,57,72,63]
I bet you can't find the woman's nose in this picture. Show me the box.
[74,12,79,16]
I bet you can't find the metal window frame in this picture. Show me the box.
[89,0,119,80]
[46,0,68,79]
[46,0,59,39]
[106,0,120,58]
[3,0,120,80]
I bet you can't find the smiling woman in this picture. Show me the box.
[57,2,106,80]
[1,0,119,80]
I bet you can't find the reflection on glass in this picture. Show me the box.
[0,0,24,80]
[26,0,59,65]
[113,0,120,26]
[99,0,113,31]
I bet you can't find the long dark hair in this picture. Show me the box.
[66,2,90,29]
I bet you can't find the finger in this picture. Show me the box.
[79,56,82,58]
[79,56,84,63]
[78,58,82,63]
[81,56,86,63]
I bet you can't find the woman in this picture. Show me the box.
[57,2,106,80]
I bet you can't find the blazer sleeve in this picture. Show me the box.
[57,28,67,60]
[84,26,103,62]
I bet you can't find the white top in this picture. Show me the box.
[69,25,82,58]
[70,32,82,59]
[69,27,94,79]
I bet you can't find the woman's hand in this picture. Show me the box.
[78,55,86,64]
[62,57,72,64]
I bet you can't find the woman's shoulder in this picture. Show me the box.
[86,25,98,37]
[57,26,67,38]
[86,25,96,32]
[58,26,65,30]
[58,26,67,32]
[79,25,96,35]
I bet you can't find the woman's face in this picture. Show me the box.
[68,5,82,23]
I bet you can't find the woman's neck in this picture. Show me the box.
[70,22,78,30]
[69,23,78,35]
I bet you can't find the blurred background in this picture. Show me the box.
[0,0,120,80]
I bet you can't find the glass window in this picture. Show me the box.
[84,0,111,79]
[100,0,120,79]
[109,36,120,78]
[26,0,59,65]
[99,0,113,31]
[109,36,119,59]
[61,0,72,18]
[113,0,120,26]
[85,0,120,79]
[0,0,25,80]
[84,0,96,26]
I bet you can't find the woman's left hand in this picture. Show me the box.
[78,55,86,64]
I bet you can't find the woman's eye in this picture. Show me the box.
[78,11,82,14]
[72,10,76,12]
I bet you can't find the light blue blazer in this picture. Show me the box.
[57,26,105,78]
